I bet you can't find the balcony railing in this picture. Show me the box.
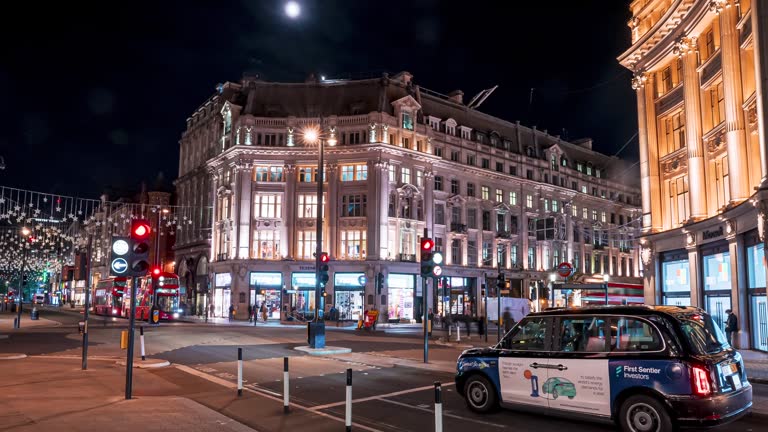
[450,223,468,234]
[398,253,417,263]
[496,231,511,239]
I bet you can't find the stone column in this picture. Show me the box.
[719,5,750,201]
[424,170,435,236]
[687,245,702,308]
[209,169,219,260]
[328,164,339,259]
[379,163,392,260]
[237,167,252,259]
[678,36,709,219]
[366,161,380,260]
[231,167,243,259]
[284,165,296,260]
[753,0,768,184]
[633,72,662,231]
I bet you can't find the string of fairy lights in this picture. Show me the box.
[0,185,212,285]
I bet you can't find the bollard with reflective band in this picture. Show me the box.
[139,327,146,361]
[120,330,128,349]
[237,347,243,396]
[434,382,443,432]
[456,323,461,342]
[283,357,290,413]
[345,368,352,432]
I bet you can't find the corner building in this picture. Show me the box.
[619,0,768,351]
[175,72,642,323]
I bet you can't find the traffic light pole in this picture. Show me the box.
[125,276,137,399]
[423,228,429,364]
[82,234,93,370]
[15,244,27,329]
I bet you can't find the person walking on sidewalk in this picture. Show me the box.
[725,309,738,347]
[260,303,267,322]
[228,304,235,322]
[248,304,253,323]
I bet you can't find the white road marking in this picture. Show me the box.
[175,364,383,432]
[309,382,455,411]
[380,398,506,428]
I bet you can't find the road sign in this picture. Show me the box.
[112,239,129,256]
[357,275,367,286]
[556,262,574,278]
[111,258,128,274]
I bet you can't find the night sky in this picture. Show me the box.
[1,0,637,198]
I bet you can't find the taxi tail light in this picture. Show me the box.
[692,365,712,396]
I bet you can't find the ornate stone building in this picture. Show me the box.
[619,0,768,351]
[175,72,642,322]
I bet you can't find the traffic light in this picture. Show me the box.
[151,267,161,277]
[318,252,330,286]
[377,273,384,294]
[420,238,434,277]
[497,273,506,296]
[109,236,130,277]
[129,219,151,277]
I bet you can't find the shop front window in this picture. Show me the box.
[387,274,415,321]
[747,239,768,351]
[252,230,281,260]
[703,249,731,331]
[662,254,690,306]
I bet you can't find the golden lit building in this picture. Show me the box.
[619,0,768,351]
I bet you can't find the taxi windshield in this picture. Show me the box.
[677,312,729,355]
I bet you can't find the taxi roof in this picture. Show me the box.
[533,304,702,318]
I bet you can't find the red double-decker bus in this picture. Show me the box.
[93,277,127,316]
[122,271,181,321]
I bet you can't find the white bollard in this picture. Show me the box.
[434,382,443,432]
[346,368,352,432]
[237,347,243,396]
[139,326,146,361]
[283,357,290,413]
[448,324,451,337]
[456,323,461,342]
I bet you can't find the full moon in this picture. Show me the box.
[285,2,301,18]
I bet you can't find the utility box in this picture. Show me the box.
[307,322,326,349]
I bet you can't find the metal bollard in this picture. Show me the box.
[345,368,352,432]
[283,357,290,413]
[237,347,243,396]
[13,317,18,329]
[434,382,443,432]
[139,326,146,361]
[456,323,461,342]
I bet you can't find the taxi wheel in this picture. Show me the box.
[552,388,559,399]
[619,395,673,432]
[464,375,498,413]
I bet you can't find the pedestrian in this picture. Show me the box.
[260,303,267,322]
[725,309,738,347]
[478,315,485,336]
[228,304,235,322]
[503,307,514,334]
[248,304,253,322]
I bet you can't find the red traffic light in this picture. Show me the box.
[131,220,151,240]
[421,239,434,251]
[152,267,161,276]
[320,252,330,263]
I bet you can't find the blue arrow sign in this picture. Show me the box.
[111,258,128,274]
[358,275,367,286]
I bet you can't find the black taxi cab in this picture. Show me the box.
[455,305,752,431]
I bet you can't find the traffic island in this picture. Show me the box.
[294,346,352,356]
[116,358,171,369]
[0,353,27,360]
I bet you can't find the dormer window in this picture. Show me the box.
[402,112,414,130]
[596,168,601,178]
[586,163,593,176]
[223,106,232,134]
[525,146,535,157]
[577,162,583,173]
[560,157,567,167]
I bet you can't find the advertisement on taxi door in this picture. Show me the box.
[498,358,611,415]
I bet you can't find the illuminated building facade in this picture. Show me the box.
[175,72,642,323]
[619,0,768,351]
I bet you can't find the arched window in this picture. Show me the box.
[560,157,567,167]
[223,107,232,134]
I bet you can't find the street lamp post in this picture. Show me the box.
[15,227,30,329]
[304,124,336,347]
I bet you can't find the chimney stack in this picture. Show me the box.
[448,90,464,105]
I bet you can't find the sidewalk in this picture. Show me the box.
[0,356,257,432]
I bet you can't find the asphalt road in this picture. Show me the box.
[1,307,765,432]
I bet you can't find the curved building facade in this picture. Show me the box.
[175,72,642,323]
[619,0,768,351]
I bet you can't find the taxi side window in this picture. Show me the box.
[506,317,548,350]
[558,316,607,352]
[610,317,662,352]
